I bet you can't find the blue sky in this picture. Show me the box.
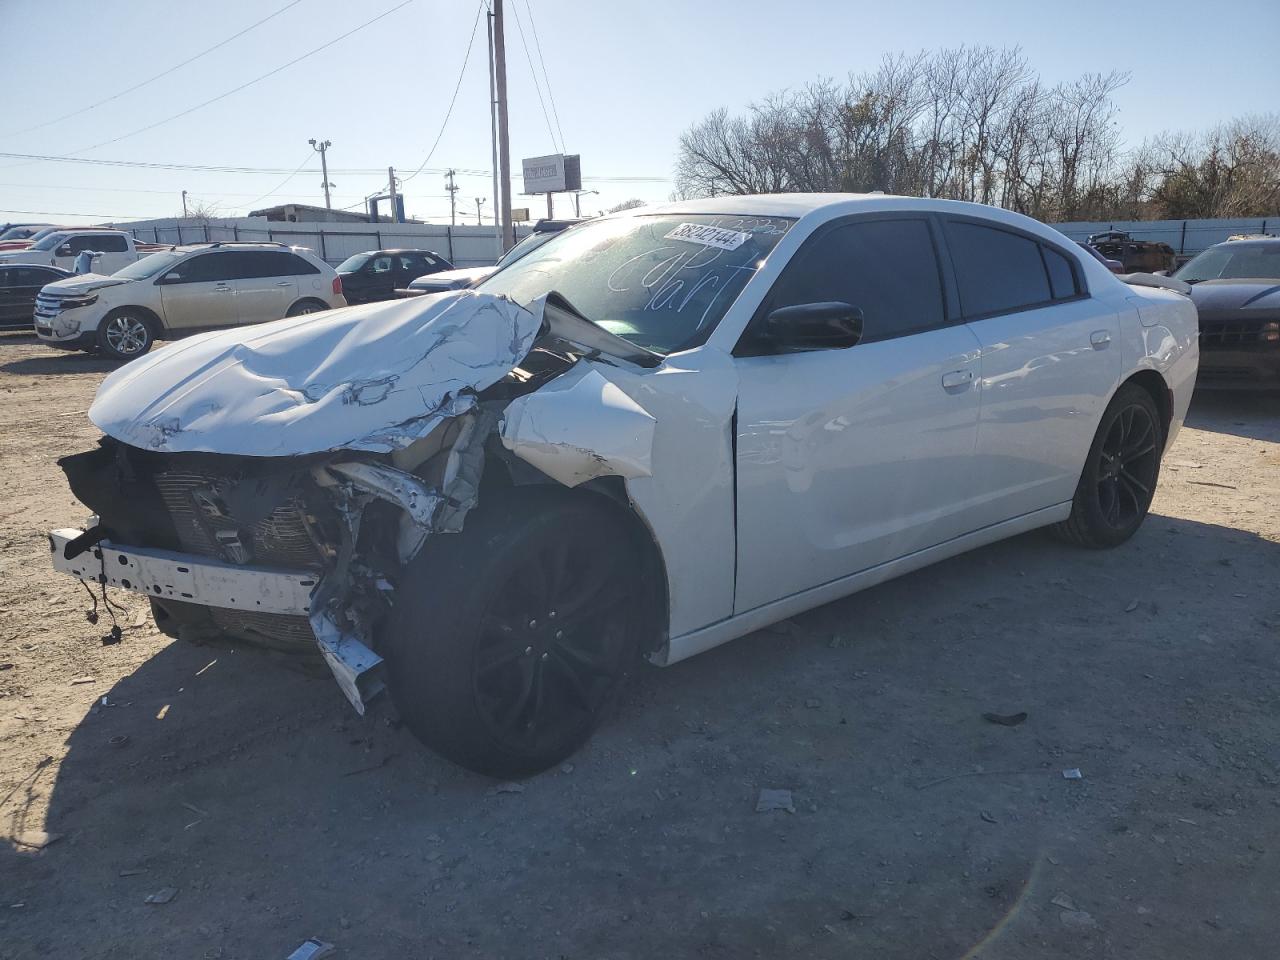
[1,0,1276,226]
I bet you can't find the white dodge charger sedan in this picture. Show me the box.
[48,194,1198,778]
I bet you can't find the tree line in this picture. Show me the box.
[674,47,1280,222]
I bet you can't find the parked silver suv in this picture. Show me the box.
[35,241,346,361]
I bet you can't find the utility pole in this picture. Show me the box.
[181,189,188,218]
[486,9,502,257]
[308,139,334,210]
[444,169,459,226]
[387,167,399,224]
[493,0,514,251]
[475,197,486,224]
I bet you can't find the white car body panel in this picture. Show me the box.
[733,324,984,611]
[0,230,140,274]
[53,193,1201,685]
[158,276,235,329]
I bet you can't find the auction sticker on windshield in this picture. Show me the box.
[664,223,750,251]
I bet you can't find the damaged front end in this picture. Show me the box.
[50,290,664,714]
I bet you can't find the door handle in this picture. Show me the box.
[275,281,292,286]
[941,369,974,389]
[1090,329,1112,348]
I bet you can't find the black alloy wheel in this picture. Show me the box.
[384,487,643,778]
[1054,382,1163,548]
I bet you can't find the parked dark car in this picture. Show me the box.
[335,249,453,304]
[1087,231,1176,273]
[0,263,73,329]
[1174,238,1280,390]
[398,219,588,298]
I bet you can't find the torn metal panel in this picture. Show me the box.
[88,291,544,457]
[500,364,657,487]
[321,460,443,562]
[311,609,386,715]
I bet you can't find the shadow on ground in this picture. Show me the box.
[1185,389,1280,442]
[5,514,1279,958]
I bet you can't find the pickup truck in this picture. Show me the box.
[0,229,145,274]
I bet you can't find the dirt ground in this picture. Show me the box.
[0,331,1277,960]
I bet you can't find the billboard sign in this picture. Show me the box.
[521,153,582,194]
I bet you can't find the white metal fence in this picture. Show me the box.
[1051,217,1276,257]
[116,217,531,268]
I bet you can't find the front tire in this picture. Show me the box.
[1053,383,1163,548]
[97,309,155,362]
[383,488,641,779]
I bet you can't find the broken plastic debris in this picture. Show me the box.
[755,788,796,814]
[286,939,336,960]
[982,711,1027,727]
[490,782,525,795]
[1062,768,1083,780]
[1051,893,1079,911]
[144,887,178,905]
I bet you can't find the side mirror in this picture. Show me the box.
[56,245,72,257]
[1153,270,1169,277]
[160,272,182,283]
[764,302,864,350]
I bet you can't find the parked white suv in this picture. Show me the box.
[0,229,143,274]
[35,242,346,361]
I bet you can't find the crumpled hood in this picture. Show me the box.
[44,273,129,295]
[1190,279,1280,316]
[89,290,543,456]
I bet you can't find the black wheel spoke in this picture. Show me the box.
[492,660,537,731]
[546,647,595,711]
[476,639,527,678]
[1119,468,1151,498]
[553,634,617,678]
[1123,441,1155,464]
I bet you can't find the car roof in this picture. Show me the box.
[626,193,1076,240]
[1213,237,1280,249]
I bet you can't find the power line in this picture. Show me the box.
[507,0,560,153]
[66,1,414,155]
[523,1,566,152]
[2,1,305,139]
[240,152,316,211]
[0,151,671,182]
[399,2,485,184]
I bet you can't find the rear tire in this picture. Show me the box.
[286,298,328,317]
[383,487,642,779]
[96,309,155,362]
[1052,383,1163,548]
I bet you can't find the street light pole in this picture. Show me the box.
[309,138,334,209]
[181,189,188,218]
[475,197,486,224]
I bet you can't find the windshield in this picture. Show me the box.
[496,229,558,268]
[476,214,794,354]
[29,233,68,252]
[114,250,185,281]
[337,253,372,274]
[1174,244,1280,282]
[0,226,40,241]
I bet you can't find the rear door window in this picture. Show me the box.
[762,217,946,343]
[945,221,1054,317]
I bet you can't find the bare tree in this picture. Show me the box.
[674,47,1278,220]
[606,198,647,213]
